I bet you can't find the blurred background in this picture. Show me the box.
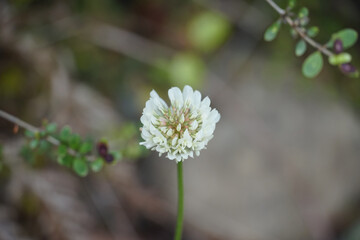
[1,0,360,239]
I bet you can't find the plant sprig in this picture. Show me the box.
[264,0,358,78]
[0,110,123,177]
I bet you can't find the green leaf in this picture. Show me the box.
[24,130,35,138]
[187,11,231,53]
[295,40,307,56]
[328,29,358,49]
[264,19,281,42]
[287,0,296,9]
[298,7,309,18]
[91,158,104,172]
[58,154,73,168]
[29,139,39,149]
[302,51,323,78]
[69,134,81,150]
[73,158,88,177]
[111,151,123,161]
[45,123,57,134]
[79,141,93,154]
[307,26,319,37]
[60,126,72,142]
[39,130,47,138]
[57,144,67,157]
[38,140,51,153]
[328,53,352,65]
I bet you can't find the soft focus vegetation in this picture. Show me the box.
[1,0,360,239]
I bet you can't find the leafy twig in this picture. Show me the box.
[265,0,333,57]
[0,109,75,154]
[0,109,123,177]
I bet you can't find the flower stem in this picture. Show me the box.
[174,161,184,240]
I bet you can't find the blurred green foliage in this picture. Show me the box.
[169,52,205,89]
[20,121,130,177]
[187,11,231,53]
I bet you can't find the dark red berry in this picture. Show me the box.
[97,142,108,157]
[105,154,114,163]
[340,63,356,73]
[334,39,343,54]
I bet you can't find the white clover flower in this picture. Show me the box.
[140,85,220,162]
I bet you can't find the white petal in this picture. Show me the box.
[208,109,221,124]
[150,90,167,110]
[140,115,150,126]
[176,155,182,162]
[167,153,176,160]
[141,128,151,138]
[168,87,183,108]
[192,90,202,109]
[182,85,194,106]
[190,120,198,130]
[200,97,211,111]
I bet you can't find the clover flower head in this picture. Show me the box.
[140,85,220,162]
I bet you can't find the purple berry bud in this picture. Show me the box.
[340,63,357,73]
[105,154,114,163]
[97,142,108,157]
[334,39,343,54]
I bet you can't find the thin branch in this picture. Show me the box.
[265,0,285,15]
[0,110,38,133]
[265,0,333,57]
[0,110,76,156]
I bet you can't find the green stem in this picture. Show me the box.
[174,161,184,240]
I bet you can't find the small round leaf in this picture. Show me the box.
[73,158,88,177]
[302,51,323,78]
[307,26,319,38]
[295,40,307,56]
[287,0,296,9]
[24,130,35,138]
[264,19,281,42]
[79,141,93,155]
[45,123,57,134]
[328,29,358,49]
[60,126,72,142]
[91,158,104,172]
[58,154,73,168]
[69,134,81,150]
[57,144,67,157]
[29,139,39,149]
[298,7,309,18]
